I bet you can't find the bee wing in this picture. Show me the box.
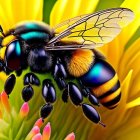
[47,8,134,49]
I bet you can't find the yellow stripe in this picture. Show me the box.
[2,35,16,46]
[92,74,118,97]
[99,88,121,103]
[0,47,6,60]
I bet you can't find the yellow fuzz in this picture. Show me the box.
[2,35,16,46]
[92,74,118,97]
[0,47,6,60]
[68,49,94,77]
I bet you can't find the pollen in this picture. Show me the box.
[68,49,94,77]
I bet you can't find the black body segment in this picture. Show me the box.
[62,89,69,103]
[4,74,16,95]
[68,82,83,106]
[88,94,100,106]
[82,104,100,123]
[40,103,53,119]
[24,72,40,86]
[22,85,34,102]
[42,79,56,103]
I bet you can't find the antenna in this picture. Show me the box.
[99,121,106,127]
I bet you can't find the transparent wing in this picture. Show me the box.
[48,8,134,49]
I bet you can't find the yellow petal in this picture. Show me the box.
[126,97,140,109]
[120,0,140,47]
[0,0,43,32]
[50,0,99,27]
[119,38,140,80]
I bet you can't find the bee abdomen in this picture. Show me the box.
[80,59,121,109]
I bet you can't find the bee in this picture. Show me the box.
[0,8,134,126]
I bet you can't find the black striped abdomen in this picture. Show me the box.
[92,74,121,109]
[80,59,121,109]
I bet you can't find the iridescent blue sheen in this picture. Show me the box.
[25,23,41,30]
[16,41,21,55]
[10,41,21,56]
[80,59,115,87]
[20,31,49,41]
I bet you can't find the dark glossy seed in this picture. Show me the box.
[22,85,34,102]
[58,64,67,78]
[24,73,40,86]
[4,74,16,95]
[56,77,67,90]
[24,75,29,85]
[82,103,100,123]
[30,73,40,86]
[82,88,89,97]
[62,88,68,103]
[53,64,59,79]
[42,82,56,103]
[54,63,67,78]
[68,82,83,106]
[40,103,53,119]
[88,94,100,106]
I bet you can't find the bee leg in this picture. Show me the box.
[79,81,100,106]
[40,103,53,121]
[82,103,106,127]
[40,79,56,120]
[62,88,69,103]
[15,68,23,77]
[23,72,40,86]
[53,58,67,90]
[22,85,34,102]
[67,82,105,126]
[21,72,40,102]
[42,79,56,103]
[67,82,83,106]
[4,74,16,96]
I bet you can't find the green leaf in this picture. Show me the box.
[43,0,57,24]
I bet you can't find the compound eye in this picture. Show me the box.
[5,40,22,70]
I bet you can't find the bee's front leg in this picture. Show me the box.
[22,72,40,102]
[53,58,67,90]
[4,74,16,96]
[40,79,56,121]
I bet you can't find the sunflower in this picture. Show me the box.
[0,0,140,140]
